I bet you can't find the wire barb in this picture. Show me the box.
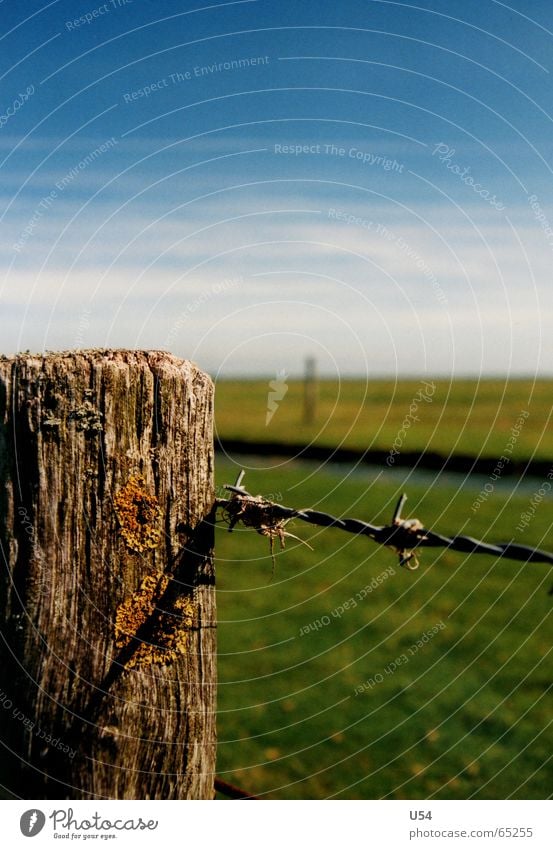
[220,473,309,576]
[387,493,426,570]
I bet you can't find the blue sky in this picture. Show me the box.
[1,0,553,377]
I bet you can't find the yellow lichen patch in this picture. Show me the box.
[114,475,162,552]
[114,570,168,651]
[140,593,196,667]
[114,570,196,668]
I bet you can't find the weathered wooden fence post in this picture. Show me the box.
[0,350,216,799]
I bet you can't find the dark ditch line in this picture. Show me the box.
[216,439,551,479]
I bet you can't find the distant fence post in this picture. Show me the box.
[303,356,318,425]
[0,350,216,799]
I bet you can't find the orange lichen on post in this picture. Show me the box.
[153,593,196,663]
[114,570,196,668]
[114,571,168,651]
[114,475,162,553]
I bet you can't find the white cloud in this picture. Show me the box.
[1,185,551,375]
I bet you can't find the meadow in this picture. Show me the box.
[214,378,553,461]
[213,453,552,800]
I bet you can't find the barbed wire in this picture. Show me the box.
[216,470,553,573]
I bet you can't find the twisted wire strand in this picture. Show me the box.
[218,477,553,569]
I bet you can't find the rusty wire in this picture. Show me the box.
[216,470,553,572]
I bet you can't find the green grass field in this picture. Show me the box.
[214,378,553,461]
[214,456,553,800]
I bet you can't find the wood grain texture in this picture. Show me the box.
[0,350,216,799]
